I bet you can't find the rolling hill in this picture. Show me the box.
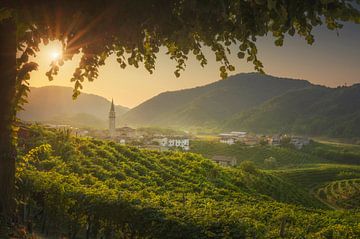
[224,84,360,138]
[15,125,360,238]
[18,86,129,128]
[122,72,360,138]
[121,73,312,128]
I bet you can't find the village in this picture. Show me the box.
[218,131,310,149]
[38,100,311,169]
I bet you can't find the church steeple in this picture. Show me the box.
[109,99,116,138]
[110,99,115,112]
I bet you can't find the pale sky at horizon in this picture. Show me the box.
[29,22,360,108]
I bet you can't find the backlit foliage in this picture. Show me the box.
[1,0,360,103]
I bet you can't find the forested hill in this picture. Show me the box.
[18,86,129,128]
[224,84,360,138]
[120,73,312,128]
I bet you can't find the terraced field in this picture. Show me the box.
[314,179,360,209]
[192,140,360,210]
[274,164,360,189]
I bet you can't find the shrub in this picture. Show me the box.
[239,160,257,174]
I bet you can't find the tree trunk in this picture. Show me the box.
[0,17,17,223]
[279,219,286,238]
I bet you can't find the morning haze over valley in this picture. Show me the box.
[2,1,360,238]
[20,72,360,139]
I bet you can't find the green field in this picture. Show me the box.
[191,140,360,208]
[14,126,360,238]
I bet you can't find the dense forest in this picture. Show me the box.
[11,125,360,238]
[120,73,311,129]
[225,84,360,138]
[120,73,360,138]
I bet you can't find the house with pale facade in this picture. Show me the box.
[211,155,237,167]
[219,133,237,145]
[268,135,281,146]
[153,137,190,151]
[219,131,260,145]
[291,136,310,149]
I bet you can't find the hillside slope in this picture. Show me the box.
[16,126,360,238]
[18,86,129,128]
[121,73,311,128]
[225,85,360,137]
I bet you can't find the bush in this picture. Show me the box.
[239,160,257,174]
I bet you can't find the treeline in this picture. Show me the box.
[303,141,360,165]
[224,85,360,139]
[14,126,360,238]
[190,140,326,169]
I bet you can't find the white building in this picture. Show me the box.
[230,131,247,138]
[154,137,190,151]
[219,132,247,145]
[291,136,310,149]
[219,137,236,145]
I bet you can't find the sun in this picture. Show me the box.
[50,50,62,61]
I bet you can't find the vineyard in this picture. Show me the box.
[13,125,360,238]
[274,164,360,190]
[314,179,360,209]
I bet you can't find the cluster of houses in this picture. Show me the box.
[40,102,310,161]
[107,100,190,151]
[43,124,90,137]
[107,126,191,151]
[40,123,191,151]
[219,131,259,145]
[218,131,310,149]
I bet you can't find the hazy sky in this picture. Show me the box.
[30,22,360,108]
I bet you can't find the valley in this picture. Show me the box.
[3,2,360,238]
[12,124,360,238]
[15,73,360,238]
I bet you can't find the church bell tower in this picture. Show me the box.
[109,99,116,138]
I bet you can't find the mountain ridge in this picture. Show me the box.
[18,85,129,128]
[224,84,360,137]
[121,73,313,128]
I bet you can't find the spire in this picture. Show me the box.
[109,98,116,138]
[109,98,115,119]
[110,98,115,112]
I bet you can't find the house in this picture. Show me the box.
[291,136,310,149]
[211,155,236,167]
[219,131,260,146]
[115,126,137,138]
[230,131,247,138]
[220,137,236,145]
[153,137,190,151]
[219,133,237,145]
[268,135,281,146]
[242,135,259,145]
